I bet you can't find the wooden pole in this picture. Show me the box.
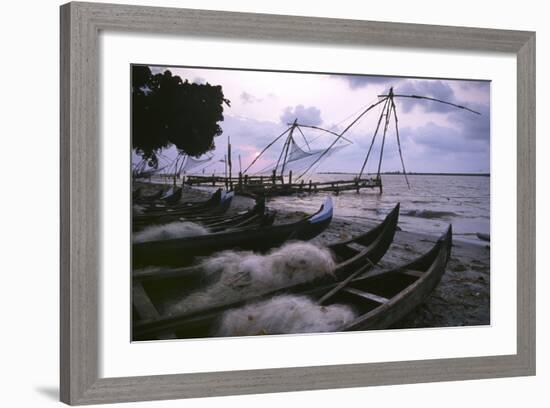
[224,154,228,190]
[172,155,179,188]
[274,133,290,176]
[280,119,297,180]
[244,127,292,173]
[297,97,388,180]
[357,97,390,179]
[376,90,394,180]
[228,136,233,190]
[296,126,311,150]
[389,98,411,189]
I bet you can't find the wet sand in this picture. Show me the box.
[134,182,490,328]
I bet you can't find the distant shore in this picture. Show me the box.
[318,171,490,177]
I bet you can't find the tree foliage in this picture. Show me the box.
[132,65,230,167]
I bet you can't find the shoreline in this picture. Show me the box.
[134,182,490,329]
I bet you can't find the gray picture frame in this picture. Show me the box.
[60,2,536,405]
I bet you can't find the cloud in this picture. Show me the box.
[240,91,263,104]
[280,105,323,126]
[337,75,403,90]
[459,80,491,93]
[401,122,488,154]
[218,115,288,171]
[393,80,458,114]
[447,103,490,142]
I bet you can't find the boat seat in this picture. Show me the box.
[359,267,423,281]
[343,287,389,304]
[401,269,424,278]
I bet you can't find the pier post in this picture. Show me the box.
[288,170,293,186]
[272,169,276,185]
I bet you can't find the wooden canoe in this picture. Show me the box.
[132,203,401,340]
[133,191,235,229]
[141,188,223,213]
[133,223,451,340]
[319,225,452,331]
[133,187,166,204]
[132,197,334,268]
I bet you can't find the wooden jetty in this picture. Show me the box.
[184,169,382,196]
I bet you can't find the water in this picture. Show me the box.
[146,173,490,244]
[268,174,490,244]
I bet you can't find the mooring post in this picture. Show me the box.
[272,169,277,185]
[288,170,293,186]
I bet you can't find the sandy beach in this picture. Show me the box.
[135,182,490,329]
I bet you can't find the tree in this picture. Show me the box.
[132,65,230,167]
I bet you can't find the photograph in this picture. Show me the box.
[130,64,490,341]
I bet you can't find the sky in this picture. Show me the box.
[141,65,490,176]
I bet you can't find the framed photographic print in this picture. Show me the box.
[60,2,535,405]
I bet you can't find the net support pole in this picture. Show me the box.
[357,97,390,180]
[390,98,411,189]
[376,90,394,181]
[228,135,233,190]
[243,127,292,174]
[296,97,388,180]
[280,120,297,180]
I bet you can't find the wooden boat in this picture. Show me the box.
[203,199,275,232]
[133,190,234,229]
[138,200,276,234]
[132,204,401,340]
[132,187,142,200]
[159,186,183,205]
[315,225,452,331]
[133,187,166,204]
[142,188,223,214]
[132,197,334,267]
